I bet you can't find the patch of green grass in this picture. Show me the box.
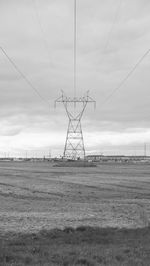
[0,226,150,265]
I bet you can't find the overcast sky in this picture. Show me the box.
[0,0,150,157]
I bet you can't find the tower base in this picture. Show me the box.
[53,159,97,167]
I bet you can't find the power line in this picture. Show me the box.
[74,0,77,97]
[0,46,50,106]
[32,0,54,69]
[101,48,150,107]
[103,0,122,53]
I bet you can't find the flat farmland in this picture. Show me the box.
[0,161,150,233]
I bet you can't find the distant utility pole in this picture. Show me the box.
[49,148,51,159]
[144,143,147,157]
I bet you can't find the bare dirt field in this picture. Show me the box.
[0,161,150,233]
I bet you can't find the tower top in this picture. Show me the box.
[55,90,96,107]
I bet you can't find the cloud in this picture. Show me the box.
[0,0,150,155]
[85,128,150,147]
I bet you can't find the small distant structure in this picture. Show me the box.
[86,155,150,163]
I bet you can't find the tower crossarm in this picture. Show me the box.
[55,91,96,120]
[55,90,96,104]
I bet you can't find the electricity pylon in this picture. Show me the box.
[55,91,95,160]
[55,1,96,160]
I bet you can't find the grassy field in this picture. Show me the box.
[1,226,150,265]
[0,161,150,233]
[0,161,150,265]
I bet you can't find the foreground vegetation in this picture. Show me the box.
[1,226,150,266]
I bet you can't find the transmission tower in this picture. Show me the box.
[55,91,95,160]
[55,0,95,160]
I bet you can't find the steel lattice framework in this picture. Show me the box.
[55,91,95,160]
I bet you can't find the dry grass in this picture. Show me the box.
[0,162,150,265]
[0,161,150,232]
[1,225,150,265]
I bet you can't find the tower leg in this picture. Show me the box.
[63,119,85,160]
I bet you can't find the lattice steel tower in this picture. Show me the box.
[55,91,95,160]
[55,0,96,160]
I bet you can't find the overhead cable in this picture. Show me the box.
[0,46,49,106]
[74,0,77,97]
[101,48,150,107]
[103,0,122,53]
[32,0,53,69]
